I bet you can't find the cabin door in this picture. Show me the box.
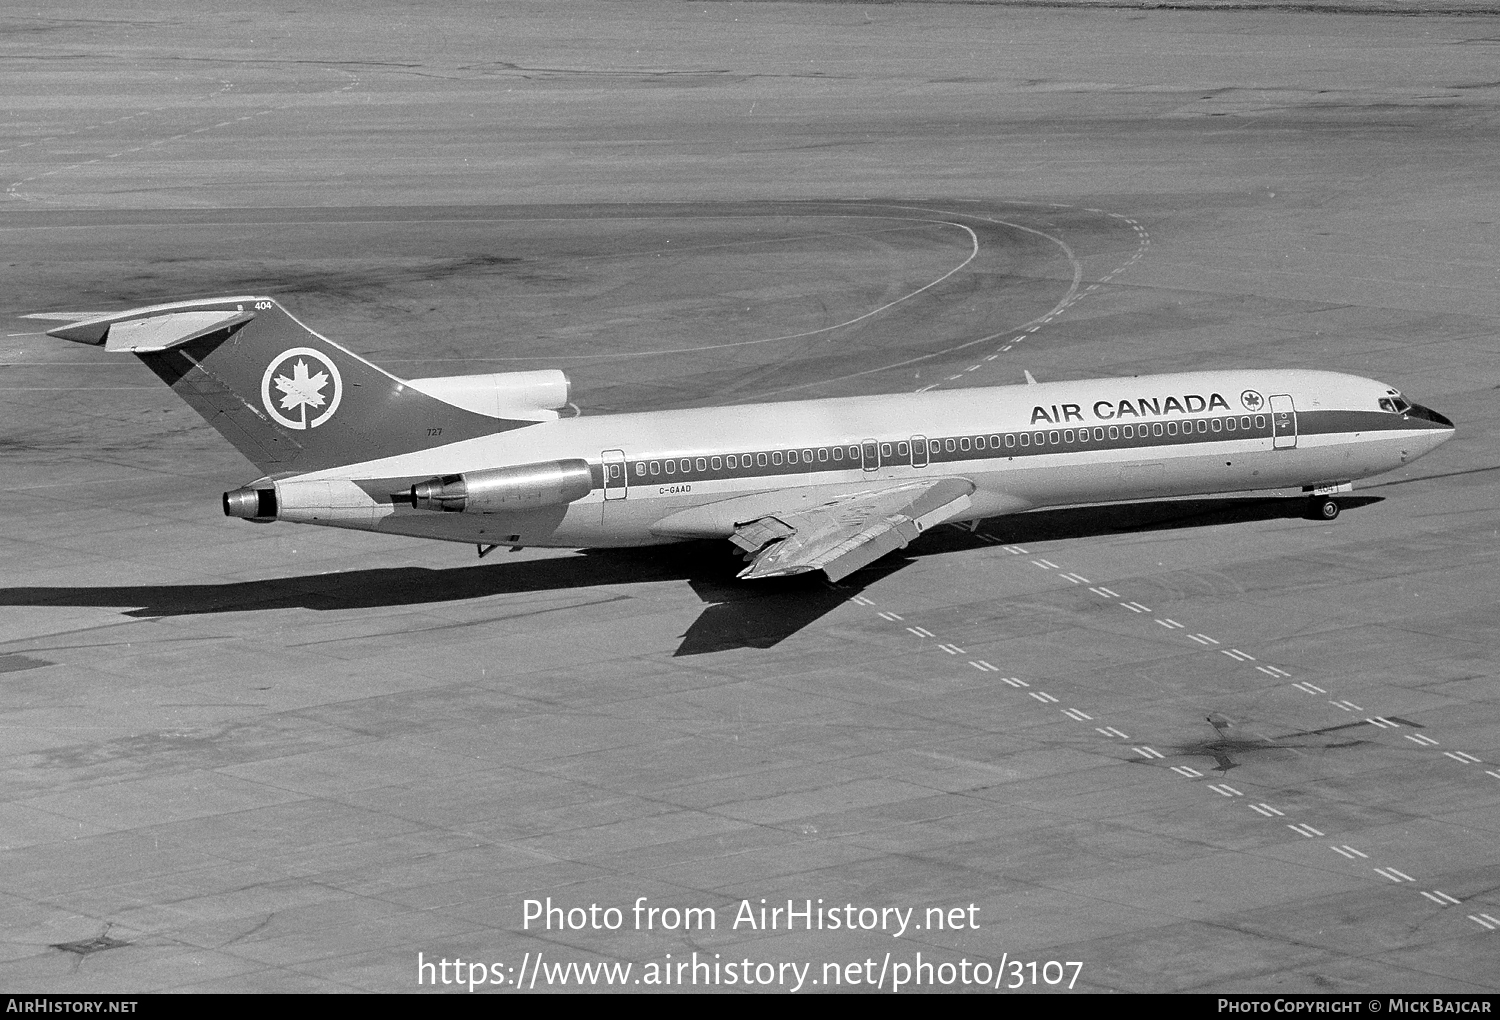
[1269,395,1297,449]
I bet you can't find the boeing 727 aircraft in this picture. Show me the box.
[46,296,1455,581]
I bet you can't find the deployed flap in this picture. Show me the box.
[734,477,976,582]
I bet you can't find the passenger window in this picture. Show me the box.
[649,461,660,475]
[1048,431,1059,444]
[959,437,970,452]
[1226,418,1236,432]
[665,460,675,474]
[711,456,721,470]
[818,448,829,462]
[1064,429,1074,443]
[1152,423,1163,437]
[727,455,737,469]
[1076,429,1087,443]
[757,453,768,467]
[1255,415,1265,429]
[945,438,956,453]
[1240,416,1251,430]
[1166,422,1177,436]
[1005,434,1016,448]
[787,450,798,465]
[1122,425,1134,439]
[635,463,646,476]
[1093,427,1104,441]
[1197,420,1208,433]
[1211,419,1222,432]
[1019,433,1030,447]
[1108,426,1119,440]
[696,457,707,472]
[832,447,843,461]
[1033,432,1045,445]
[930,440,941,454]
[897,441,909,457]
[772,451,783,465]
[880,443,892,458]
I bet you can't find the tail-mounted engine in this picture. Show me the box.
[410,459,593,513]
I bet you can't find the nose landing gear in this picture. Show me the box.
[1308,496,1340,521]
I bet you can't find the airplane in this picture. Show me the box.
[42,295,1455,582]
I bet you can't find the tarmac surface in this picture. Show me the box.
[2,0,1498,993]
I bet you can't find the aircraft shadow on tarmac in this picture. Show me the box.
[2,495,1379,656]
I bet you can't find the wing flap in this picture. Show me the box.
[735,477,976,581]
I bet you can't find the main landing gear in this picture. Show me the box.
[1307,496,1340,520]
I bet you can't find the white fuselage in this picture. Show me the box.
[269,369,1453,549]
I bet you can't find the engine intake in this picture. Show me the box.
[410,459,593,513]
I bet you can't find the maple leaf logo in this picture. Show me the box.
[273,359,329,427]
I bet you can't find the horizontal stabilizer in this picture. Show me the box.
[20,311,117,323]
[46,298,260,351]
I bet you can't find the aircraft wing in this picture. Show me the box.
[730,477,976,581]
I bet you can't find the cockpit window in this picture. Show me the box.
[1379,395,1412,414]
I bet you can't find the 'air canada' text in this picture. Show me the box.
[1032,393,1233,425]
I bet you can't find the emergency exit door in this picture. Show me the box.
[601,449,628,499]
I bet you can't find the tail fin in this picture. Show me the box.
[49,296,531,475]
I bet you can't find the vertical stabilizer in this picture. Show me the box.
[49,297,530,475]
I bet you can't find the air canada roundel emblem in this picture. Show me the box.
[1240,389,1264,412]
[261,347,343,430]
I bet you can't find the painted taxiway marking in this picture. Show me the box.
[877,611,904,622]
[1059,572,1089,584]
[1405,733,1439,746]
[850,595,876,606]
[852,553,1489,928]
[1002,545,1027,555]
[906,626,935,638]
[1486,770,1500,780]
[936,643,964,654]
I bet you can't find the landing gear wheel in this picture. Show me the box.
[1309,497,1340,520]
